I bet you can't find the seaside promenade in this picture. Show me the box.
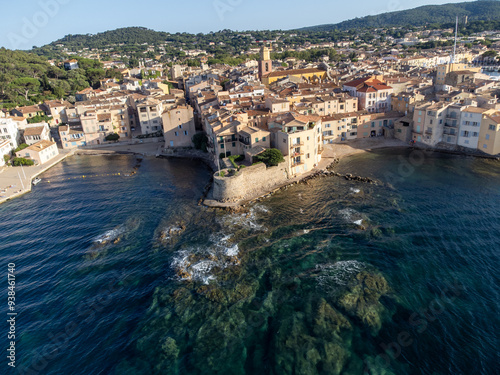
[0,150,74,205]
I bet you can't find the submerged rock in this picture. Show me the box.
[335,271,391,335]
[158,223,186,244]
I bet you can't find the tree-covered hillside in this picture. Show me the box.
[300,1,500,31]
[0,48,121,109]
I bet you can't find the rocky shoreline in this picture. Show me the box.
[205,157,383,212]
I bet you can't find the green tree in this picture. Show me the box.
[192,133,208,152]
[256,149,285,167]
[9,77,40,101]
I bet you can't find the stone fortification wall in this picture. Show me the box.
[213,161,289,202]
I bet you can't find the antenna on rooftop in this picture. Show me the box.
[452,16,458,64]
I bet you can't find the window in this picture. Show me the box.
[232,142,236,147]
[430,120,433,125]
[178,125,182,129]
[220,144,224,149]
[483,144,488,149]
[486,134,490,140]
[175,132,178,136]
[306,153,310,159]
[255,138,259,143]
[263,137,266,141]
[184,131,188,136]
[489,125,496,131]
[473,132,478,137]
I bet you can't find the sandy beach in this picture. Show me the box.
[321,138,409,160]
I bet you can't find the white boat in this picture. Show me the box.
[32,178,42,186]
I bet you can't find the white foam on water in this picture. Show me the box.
[94,225,127,244]
[217,208,266,232]
[316,260,367,291]
[172,232,241,284]
[339,208,356,221]
[225,244,240,257]
[350,188,361,194]
[339,208,367,226]
[254,204,270,213]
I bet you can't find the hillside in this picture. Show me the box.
[300,1,500,31]
[0,48,122,109]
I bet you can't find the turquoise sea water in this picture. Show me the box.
[0,150,498,374]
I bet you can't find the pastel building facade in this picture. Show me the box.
[162,106,196,148]
[16,140,59,165]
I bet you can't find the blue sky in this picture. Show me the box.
[1,0,473,50]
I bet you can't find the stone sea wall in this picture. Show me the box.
[213,161,289,202]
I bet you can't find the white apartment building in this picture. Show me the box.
[457,107,486,149]
[0,118,21,150]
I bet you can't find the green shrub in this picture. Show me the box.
[12,157,34,166]
[228,154,245,168]
[27,114,50,124]
[14,143,29,153]
[105,133,120,141]
[3,155,10,164]
[219,171,225,177]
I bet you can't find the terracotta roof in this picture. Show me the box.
[344,77,385,88]
[14,105,42,114]
[24,126,45,136]
[25,140,55,152]
[264,68,327,78]
[463,107,487,114]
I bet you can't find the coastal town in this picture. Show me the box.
[1,2,500,375]
[2,22,500,204]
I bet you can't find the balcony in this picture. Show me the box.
[444,122,457,128]
[292,161,305,167]
[425,129,433,135]
[291,151,304,157]
[443,128,456,135]
[290,142,304,148]
[239,138,250,146]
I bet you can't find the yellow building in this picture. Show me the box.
[262,68,328,86]
[479,110,500,155]
[435,63,481,85]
